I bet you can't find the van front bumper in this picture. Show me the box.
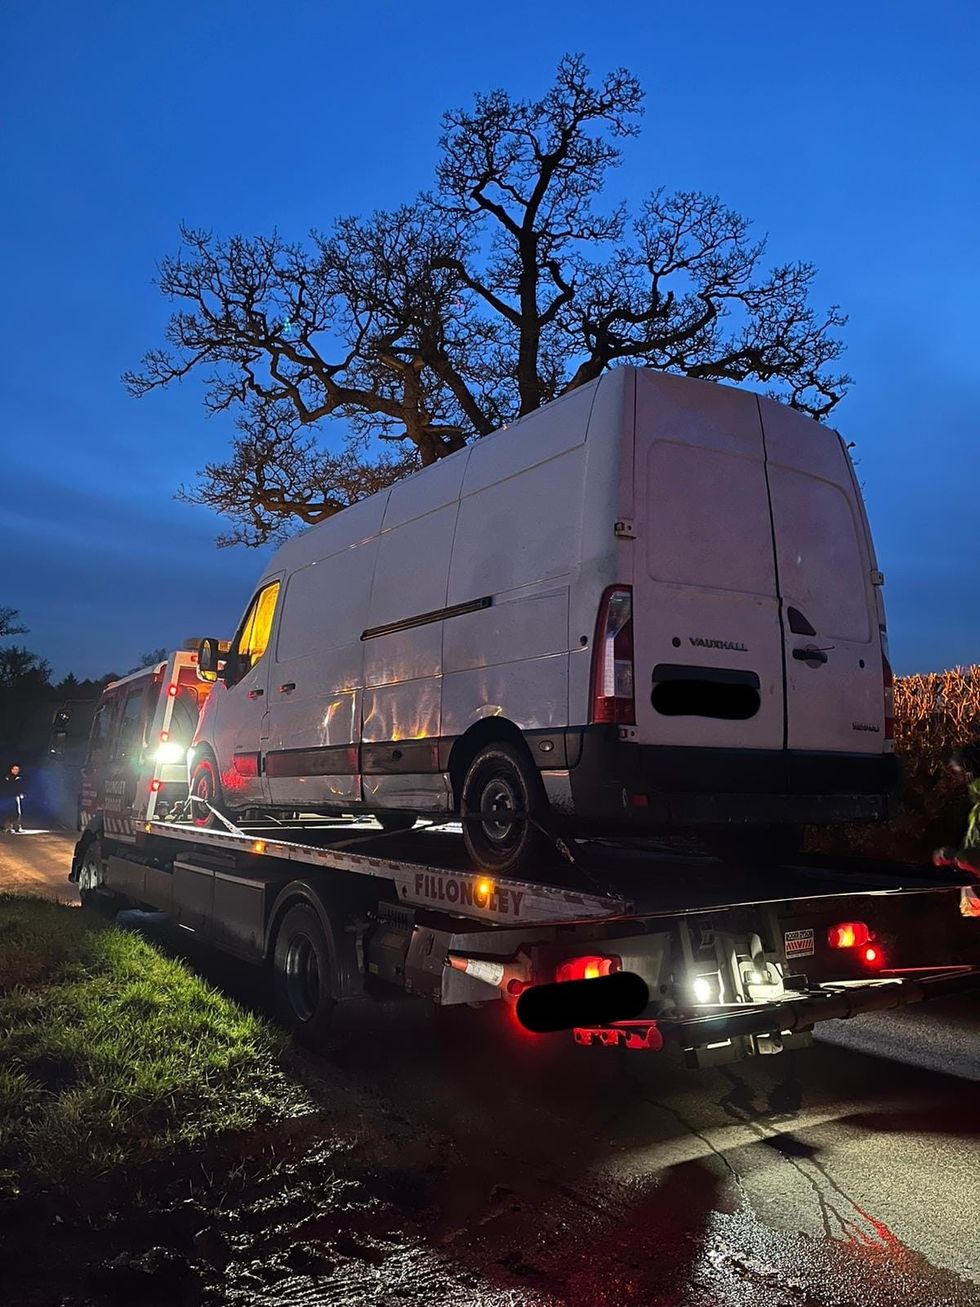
[557,725,900,828]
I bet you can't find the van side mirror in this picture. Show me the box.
[198,638,222,683]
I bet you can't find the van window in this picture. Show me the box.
[87,702,111,763]
[112,689,146,761]
[236,581,281,670]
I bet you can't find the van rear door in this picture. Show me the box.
[758,400,885,766]
[630,373,784,758]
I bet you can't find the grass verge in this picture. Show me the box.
[0,893,308,1208]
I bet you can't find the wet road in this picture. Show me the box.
[0,825,78,902]
[2,835,979,1304]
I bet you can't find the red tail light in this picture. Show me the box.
[150,779,162,792]
[555,954,621,983]
[861,944,884,968]
[881,629,895,744]
[591,587,635,724]
[827,921,871,949]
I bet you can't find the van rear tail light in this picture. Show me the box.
[591,587,635,724]
[827,921,871,950]
[555,954,621,983]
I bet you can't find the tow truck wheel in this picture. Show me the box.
[272,903,337,1047]
[189,756,225,829]
[460,740,550,877]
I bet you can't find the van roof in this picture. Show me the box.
[258,368,841,584]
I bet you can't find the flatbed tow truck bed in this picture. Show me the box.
[72,815,980,1067]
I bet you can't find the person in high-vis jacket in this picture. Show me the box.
[933,740,980,876]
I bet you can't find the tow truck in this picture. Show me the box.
[70,771,980,1066]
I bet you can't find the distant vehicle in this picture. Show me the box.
[79,651,212,838]
[190,368,897,876]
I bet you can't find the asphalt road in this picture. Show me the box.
[0,825,78,903]
[3,834,979,1305]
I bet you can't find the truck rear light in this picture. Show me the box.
[555,954,621,983]
[591,586,635,724]
[861,944,883,968]
[827,921,871,950]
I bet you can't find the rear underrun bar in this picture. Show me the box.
[657,966,980,1049]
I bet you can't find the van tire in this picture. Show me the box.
[460,740,550,877]
[189,755,225,829]
[272,903,337,1048]
[376,812,417,834]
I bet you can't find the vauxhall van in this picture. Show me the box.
[191,368,897,875]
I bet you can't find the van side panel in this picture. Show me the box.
[267,539,380,808]
[567,369,633,726]
[759,398,885,758]
[361,469,466,811]
[441,385,597,742]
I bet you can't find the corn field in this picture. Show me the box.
[807,665,980,863]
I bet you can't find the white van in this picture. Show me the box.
[191,367,897,875]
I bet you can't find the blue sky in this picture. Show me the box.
[0,0,977,678]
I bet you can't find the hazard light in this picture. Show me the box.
[827,921,871,950]
[555,954,621,983]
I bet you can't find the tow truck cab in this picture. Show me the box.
[78,651,211,838]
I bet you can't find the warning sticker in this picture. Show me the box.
[784,928,815,959]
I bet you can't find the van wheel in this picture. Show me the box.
[189,756,225,828]
[272,903,337,1047]
[376,812,417,834]
[460,740,550,877]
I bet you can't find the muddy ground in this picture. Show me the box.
[4,982,980,1307]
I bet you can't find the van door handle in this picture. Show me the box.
[246,688,264,699]
[279,683,296,694]
[793,647,828,664]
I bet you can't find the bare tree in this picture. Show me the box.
[127,55,849,547]
[0,607,28,640]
